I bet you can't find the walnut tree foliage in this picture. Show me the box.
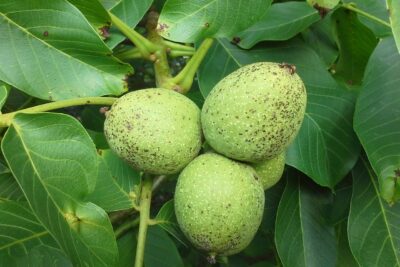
[0,0,399,266]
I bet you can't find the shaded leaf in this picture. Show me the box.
[353,37,400,203]
[198,38,359,188]
[145,226,184,267]
[0,200,56,257]
[326,175,353,225]
[302,12,338,67]
[0,0,131,100]
[158,0,272,43]
[238,2,320,49]
[387,0,400,53]
[0,163,24,201]
[15,245,73,267]
[106,0,153,49]
[0,81,10,111]
[307,0,339,9]
[86,156,134,212]
[342,0,391,37]
[275,171,337,267]
[336,222,358,267]
[101,149,140,193]
[260,177,285,233]
[1,113,118,267]
[117,230,136,267]
[155,199,188,246]
[68,0,110,31]
[348,158,400,266]
[332,8,378,85]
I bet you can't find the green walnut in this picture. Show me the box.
[104,88,202,175]
[174,153,264,256]
[252,152,285,190]
[201,62,307,162]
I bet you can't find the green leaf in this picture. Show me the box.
[117,230,136,267]
[158,0,272,43]
[331,8,378,85]
[275,172,337,267]
[348,158,400,266]
[307,0,339,9]
[15,245,73,267]
[302,12,338,67]
[353,37,400,204]
[106,0,153,49]
[0,163,24,201]
[0,0,131,101]
[1,113,118,267]
[0,200,56,257]
[0,81,10,111]
[101,149,140,193]
[387,0,400,53]
[145,226,184,267]
[237,2,320,49]
[86,156,134,212]
[326,175,353,225]
[68,0,111,31]
[198,38,360,188]
[336,222,358,267]
[260,178,285,233]
[155,199,188,246]
[342,0,391,37]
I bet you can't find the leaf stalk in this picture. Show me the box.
[0,97,117,127]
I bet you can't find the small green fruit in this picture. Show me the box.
[252,152,285,190]
[201,62,307,162]
[174,153,264,256]
[104,88,202,175]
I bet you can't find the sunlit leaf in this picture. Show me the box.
[0,0,131,100]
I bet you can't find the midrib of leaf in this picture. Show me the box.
[0,12,112,77]
[8,123,107,266]
[363,157,400,265]
[0,230,48,250]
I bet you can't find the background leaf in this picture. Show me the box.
[101,149,140,193]
[1,113,118,267]
[275,171,337,267]
[155,200,187,246]
[302,13,338,67]
[348,158,400,266]
[14,245,73,267]
[68,0,111,31]
[0,81,9,111]
[86,156,134,212]
[198,38,360,188]
[387,0,400,53]
[307,0,339,9]
[353,37,400,203]
[0,0,131,100]
[145,226,184,267]
[342,0,391,37]
[237,2,320,49]
[336,222,358,267]
[117,230,136,267]
[331,8,378,85]
[106,0,154,49]
[0,163,24,201]
[158,0,272,43]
